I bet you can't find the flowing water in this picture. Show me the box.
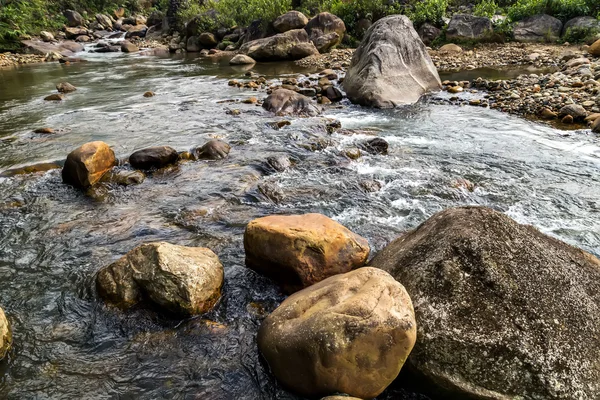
[0,49,599,400]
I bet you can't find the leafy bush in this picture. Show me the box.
[473,0,499,18]
[328,0,401,38]
[407,0,448,27]
[0,0,65,50]
[561,26,599,43]
[507,0,598,22]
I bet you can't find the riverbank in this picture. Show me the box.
[0,52,46,68]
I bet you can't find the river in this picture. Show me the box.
[0,49,599,399]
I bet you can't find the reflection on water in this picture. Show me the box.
[0,50,599,399]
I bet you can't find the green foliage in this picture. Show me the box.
[0,0,65,49]
[507,0,599,22]
[473,0,499,18]
[407,0,448,27]
[561,26,599,43]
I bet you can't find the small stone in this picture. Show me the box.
[448,86,463,93]
[56,82,76,93]
[243,97,258,104]
[561,115,574,124]
[143,91,155,97]
[44,94,64,101]
[34,127,55,134]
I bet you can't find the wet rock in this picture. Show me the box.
[263,89,321,116]
[239,29,318,61]
[34,127,55,134]
[318,96,331,105]
[56,82,76,93]
[199,32,218,48]
[64,27,87,40]
[539,107,557,119]
[452,178,475,191]
[229,54,256,65]
[192,139,231,160]
[0,162,61,177]
[418,23,441,46]
[266,120,291,130]
[101,169,145,186]
[266,155,292,172]
[244,213,370,293]
[305,12,346,53]
[344,148,361,160]
[273,11,309,33]
[258,267,415,398]
[125,25,148,39]
[344,15,441,108]
[360,179,382,192]
[258,182,285,203]
[370,206,600,400]
[96,242,224,315]
[592,117,600,133]
[514,14,562,43]
[128,146,178,170]
[320,69,338,80]
[558,104,587,121]
[359,137,389,155]
[121,40,139,53]
[40,31,54,42]
[143,91,155,97]
[62,141,117,189]
[64,9,83,27]
[323,86,343,102]
[446,14,492,41]
[96,14,113,30]
[561,114,574,124]
[0,307,11,360]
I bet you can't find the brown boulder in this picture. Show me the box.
[273,10,309,33]
[305,12,346,53]
[199,32,218,47]
[239,29,318,61]
[44,94,64,101]
[121,40,139,53]
[62,141,117,188]
[589,39,600,56]
[0,307,11,360]
[258,267,416,398]
[244,213,370,293]
[65,27,88,40]
[592,117,600,133]
[97,242,224,315]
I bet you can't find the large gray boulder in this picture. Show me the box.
[446,14,492,41]
[343,15,441,108]
[239,29,318,61]
[514,14,563,42]
[370,206,600,399]
[96,242,224,315]
[562,16,600,36]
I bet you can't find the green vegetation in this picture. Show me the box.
[561,26,600,43]
[1,0,600,51]
[507,0,600,22]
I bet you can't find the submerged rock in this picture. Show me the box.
[359,137,389,155]
[44,94,64,101]
[244,213,370,293]
[192,139,231,160]
[129,146,179,170]
[343,15,441,108]
[263,89,321,116]
[370,206,600,399]
[56,82,76,93]
[96,242,224,315]
[229,54,256,65]
[1,162,60,177]
[62,141,117,189]
[265,155,292,172]
[258,267,416,398]
[0,307,11,360]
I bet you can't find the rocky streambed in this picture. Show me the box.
[1,21,600,400]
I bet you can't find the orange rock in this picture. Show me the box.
[34,127,55,134]
[589,39,600,57]
[244,213,370,293]
[61,141,117,188]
